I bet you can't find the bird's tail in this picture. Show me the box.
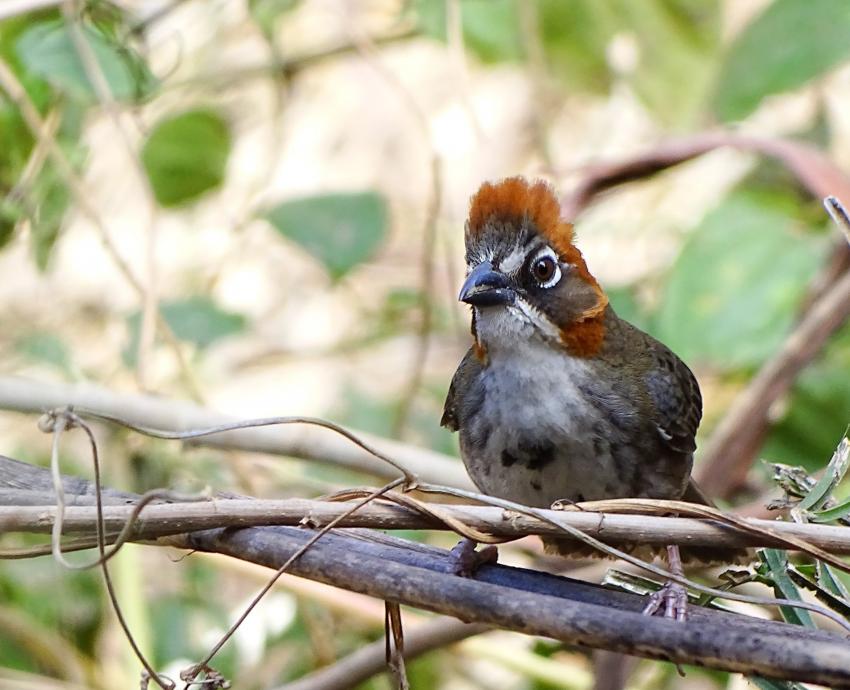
[541,481,751,566]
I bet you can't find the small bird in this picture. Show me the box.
[441,177,742,620]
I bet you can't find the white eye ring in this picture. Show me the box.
[529,247,562,288]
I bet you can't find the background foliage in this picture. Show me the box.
[1,0,850,688]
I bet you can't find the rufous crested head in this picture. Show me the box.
[464,177,609,358]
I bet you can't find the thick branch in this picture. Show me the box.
[175,526,850,686]
[0,377,473,489]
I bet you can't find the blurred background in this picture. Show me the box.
[1,0,850,688]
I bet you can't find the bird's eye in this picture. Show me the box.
[531,255,558,285]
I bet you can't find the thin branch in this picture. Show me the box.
[274,617,488,690]
[8,492,850,559]
[560,133,850,219]
[0,377,473,488]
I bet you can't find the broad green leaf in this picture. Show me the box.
[654,191,824,369]
[16,20,156,102]
[124,297,246,364]
[759,549,814,628]
[715,0,850,121]
[141,109,231,207]
[797,436,850,512]
[264,192,387,279]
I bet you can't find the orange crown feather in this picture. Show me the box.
[467,177,603,297]
[467,177,608,357]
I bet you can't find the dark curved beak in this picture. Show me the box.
[459,261,515,307]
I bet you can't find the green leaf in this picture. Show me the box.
[759,548,815,628]
[749,677,808,690]
[797,436,850,512]
[15,332,71,373]
[249,0,300,35]
[416,0,522,63]
[141,109,232,207]
[124,297,246,364]
[763,332,850,471]
[16,20,156,102]
[715,0,850,121]
[787,561,850,618]
[264,191,387,279]
[654,191,824,369]
[29,163,70,270]
[161,297,247,348]
[0,198,19,249]
[811,496,850,523]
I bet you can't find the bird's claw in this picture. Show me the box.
[448,538,498,577]
[642,581,688,622]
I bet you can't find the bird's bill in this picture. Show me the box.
[458,261,515,307]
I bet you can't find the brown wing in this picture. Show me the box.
[441,347,482,432]
[644,340,702,455]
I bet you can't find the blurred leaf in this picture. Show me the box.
[124,297,246,365]
[715,0,850,121]
[607,286,650,332]
[416,0,522,62]
[161,296,247,348]
[15,332,71,372]
[30,164,69,270]
[616,0,721,125]
[141,109,231,207]
[758,549,815,628]
[249,0,300,35]
[16,20,155,102]
[763,330,850,471]
[654,191,824,369]
[264,191,387,279]
[537,0,720,124]
[0,198,19,248]
[797,436,850,512]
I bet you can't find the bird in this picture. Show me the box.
[441,176,745,620]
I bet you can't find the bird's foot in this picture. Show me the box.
[448,538,498,577]
[642,580,688,622]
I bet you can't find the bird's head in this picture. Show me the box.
[460,177,608,360]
